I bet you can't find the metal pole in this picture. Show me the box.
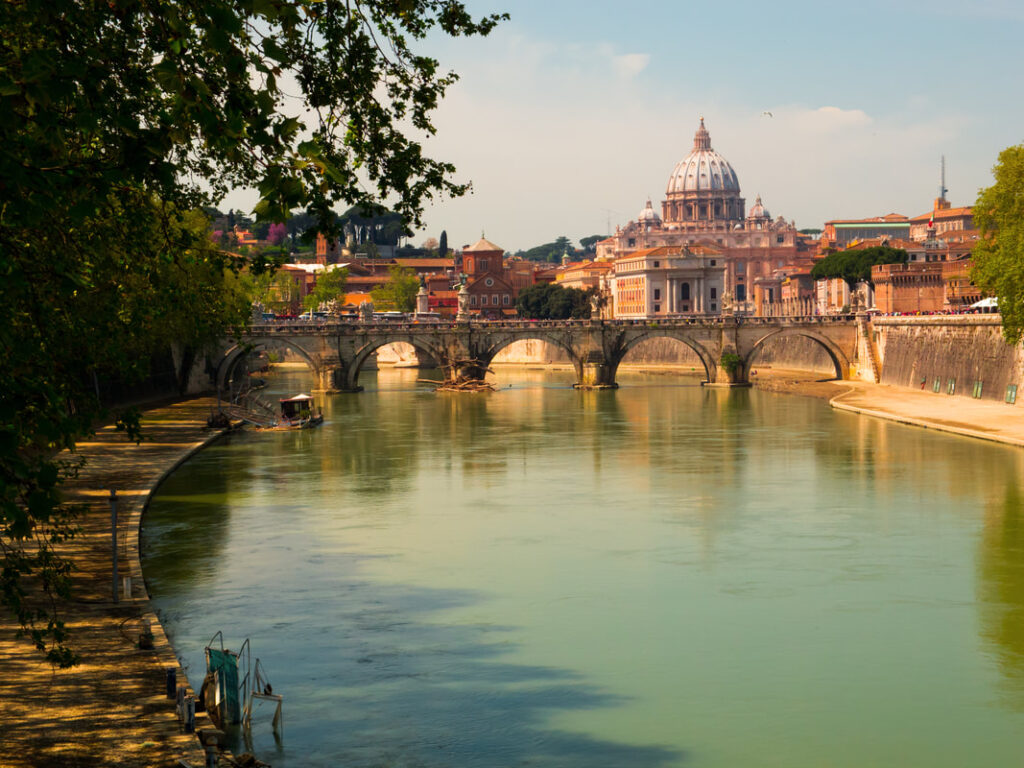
[109,489,118,604]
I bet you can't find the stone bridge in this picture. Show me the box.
[217,315,867,393]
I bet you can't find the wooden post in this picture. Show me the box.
[109,489,118,604]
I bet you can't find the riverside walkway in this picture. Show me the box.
[0,398,222,768]
[829,380,1024,448]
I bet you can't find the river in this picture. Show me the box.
[141,366,1024,767]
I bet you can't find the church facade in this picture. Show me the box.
[597,119,817,310]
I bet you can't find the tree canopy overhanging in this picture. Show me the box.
[970,145,1024,343]
[1,0,506,665]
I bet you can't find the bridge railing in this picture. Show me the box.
[238,314,860,334]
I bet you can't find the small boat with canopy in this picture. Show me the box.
[270,394,323,430]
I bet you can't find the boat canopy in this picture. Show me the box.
[280,394,315,403]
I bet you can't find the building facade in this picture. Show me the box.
[597,119,816,307]
[611,245,725,319]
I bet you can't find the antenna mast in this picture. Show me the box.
[940,155,948,201]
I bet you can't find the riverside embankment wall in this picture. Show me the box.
[873,315,1024,402]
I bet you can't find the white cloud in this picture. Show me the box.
[613,53,650,79]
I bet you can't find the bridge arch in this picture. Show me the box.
[346,335,448,390]
[476,332,584,381]
[217,338,322,396]
[612,331,718,383]
[744,328,849,381]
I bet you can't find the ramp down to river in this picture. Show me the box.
[0,398,225,767]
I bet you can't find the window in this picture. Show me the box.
[680,283,690,300]
[1007,384,1018,404]
[710,287,717,299]
[654,304,660,313]
[710,260,716,266]
[736,261,746,274]
[471,295,477,305]
[654,261,660,268]
[628,238,636,247]
[503,294,510,305]
[480,259,488,271]
[776,235,784,244]
[711,303,717,311]
[654,288,661,301]
[736,284,747,301]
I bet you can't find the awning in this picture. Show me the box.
[971,297,998,308]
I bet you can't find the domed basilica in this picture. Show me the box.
[597,119,816,305]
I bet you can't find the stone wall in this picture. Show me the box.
[491,334,835,374]
[873,316,1024,402]
[746,334,836,375]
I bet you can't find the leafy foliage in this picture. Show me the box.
[516,236,576,262]
[579,234,606,252]
[1,0,504,663]
[303,267,349,312]
[810,246,908,287]
[371,266,421,313]
[971,145,1024,342]
[516,284,592,319]
[720,352,743,378]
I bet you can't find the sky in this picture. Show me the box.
[221,0,1024,253]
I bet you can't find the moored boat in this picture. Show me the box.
[263,394,323,430]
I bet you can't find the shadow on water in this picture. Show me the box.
[158,567,686,767]
[266,580,687,768]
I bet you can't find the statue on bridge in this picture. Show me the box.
[359,300,374,323]
[456,278,470,321]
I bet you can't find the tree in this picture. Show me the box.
[971,145,1024,342]
[267,223,289,246]
[515,284,592,319]
[439,230,449,258]
[371,266,421,313]
[810,245,908,288]
[517,236,577,262]
[579,234,605,252]
[303,267,349,312]
[1,0,506,664]
[421,237,440,252]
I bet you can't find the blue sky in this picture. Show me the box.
[225,1,1024,251]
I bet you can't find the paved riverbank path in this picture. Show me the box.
[829,381,1024,447]
[0,399,221,768]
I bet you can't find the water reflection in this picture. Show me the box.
[978,481,1024,707]
[142,367,1024,768]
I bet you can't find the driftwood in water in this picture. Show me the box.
[429,358,497,392]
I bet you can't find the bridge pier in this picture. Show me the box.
[705,346,751,388]
[574,351,618,389]
[314,366,362,394]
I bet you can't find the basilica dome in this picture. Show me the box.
[637,199,661,223]
[747,194,770,219]
[665,118,740,195]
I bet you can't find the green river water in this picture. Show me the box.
[141,367,1024,767]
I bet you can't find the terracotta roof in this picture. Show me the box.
[463,237,504,253]
[342,292,373,305]
[617,246,678,259]
[908,206,973,223]
[826,213,909,225]
[395,258,455,268]
[843,237,915,251]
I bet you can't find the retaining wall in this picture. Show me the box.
[873,316,1024,402]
